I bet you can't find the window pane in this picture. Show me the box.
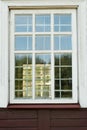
[61,67,72,78]
[61,54,72,65]
[35,54,51,99]
[54,14,71,32]
[55,91,60,98]
[54,36,72,50]
[55,80,60,90]
[15,68,23,78]
[35,35,51,50]
[35,15,51,32]
[15,15,32,32]
[15,54,32,98]
[15,36,32,51]
[61,36,72,50]
[61,80,72,90]
[55,67,59,78]
[15,54,27,66]
[54,54,60,65]
[15,80,23,90]
[61,91,72,98]
[54,36,59,50]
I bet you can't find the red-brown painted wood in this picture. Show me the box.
[0,109,87,130]
[8,104,80,109]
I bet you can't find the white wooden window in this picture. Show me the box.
[10,9,77,103]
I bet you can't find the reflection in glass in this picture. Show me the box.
[54,54,59,65]
[61,67,72,78]
[55,80,60,90]
[15,36,32,50]
[61,91,72,98]
[61,36,72,50]
[54,14,71,32]
[54,36,59,50]
[15,80,23,90]
[61,80,72,90]
[15,15,32,32]
[15,68,23,78]
[61,54,72,65]
[35,54,51,99]
[35,35,50,50]
[54,35,72,50]
[15,91,23,98]
[55,67,59,78]
[15,54,27,66]
[35,15,50,32]
[55,91,60,98]
[15,54,32,98]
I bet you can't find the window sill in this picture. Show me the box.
[7,104,80,109]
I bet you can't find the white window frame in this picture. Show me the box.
[0,0,87,107]
[10,9,77,104]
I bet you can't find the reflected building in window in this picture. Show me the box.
[23,64,51,99]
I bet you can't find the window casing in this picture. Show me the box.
[10,9,77,103]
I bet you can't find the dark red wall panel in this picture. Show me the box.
[0,108,87,130]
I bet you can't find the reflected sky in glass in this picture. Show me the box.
[35,15,51,32]
[36,54,51,64]
[15,36,32,50]
[54,35,72,50]
[35,35,50,50]
[54,14,71,32]
[15,15,32,32]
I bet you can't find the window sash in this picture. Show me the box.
[10,9,77,103]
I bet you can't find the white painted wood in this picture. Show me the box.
[10,9,77,104]
[0,1,9,107]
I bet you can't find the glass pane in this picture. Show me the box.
[54,14,71,32]
[61,36,72,50]
[35,35,50,50]
[55,91,60,98]
[61,54,72,65]
[55,67,59,78]
[15,68,23,78]
[54,36,72,50]
[15,15,32,32]
[15,54,27,66]
[61,91,72,98]
[15,80,23,90]
[60,15,71,24]
[61,80,72,90]
[35,54,51,99]
[15,36,32,50]
[54,36,59,50]
[55,80,60,90]
[15,91,23,98]
[35,15,51,32]
[54,54,60,65]
[36,54,51,64]
[61,67,72,78]
[15,54,32,98]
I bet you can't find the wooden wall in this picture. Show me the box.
[0,108,87,130]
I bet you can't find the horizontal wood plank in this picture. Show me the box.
[51,127,87,130]
[0,119,38,127]
[51,119,87,127]
[8,110,37,119]
[50,109,87,119]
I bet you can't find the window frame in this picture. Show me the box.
[10,9,78,104]
[0,0,87,108]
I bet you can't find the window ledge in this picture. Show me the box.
[7,104,80,109]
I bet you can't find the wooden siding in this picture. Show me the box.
[0,109,87,130]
